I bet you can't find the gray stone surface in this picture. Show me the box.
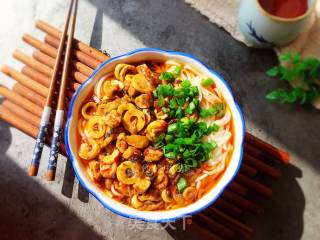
[0,0,319,239]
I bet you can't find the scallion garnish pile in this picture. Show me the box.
[153,67,226,172]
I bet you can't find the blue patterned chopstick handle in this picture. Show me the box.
[29,106,52,176]
[47,110,64,179]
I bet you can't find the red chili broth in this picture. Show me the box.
[259,0,308,18]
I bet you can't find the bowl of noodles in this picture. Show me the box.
[65,48,245,222]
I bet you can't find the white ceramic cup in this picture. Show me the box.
[238,0,317,47]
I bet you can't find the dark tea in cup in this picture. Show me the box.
[258,0,308,18]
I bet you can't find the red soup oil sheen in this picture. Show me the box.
[259,0,308,18]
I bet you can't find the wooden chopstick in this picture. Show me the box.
[28,0,75,177]
[46,0,78,181]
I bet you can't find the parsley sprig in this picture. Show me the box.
[266,52,320,104]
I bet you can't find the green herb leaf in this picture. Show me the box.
[266,86,320,104]
[292,52,300,64]
[266,52,320,105]
[279,51,291,62]
[266,66,280,77]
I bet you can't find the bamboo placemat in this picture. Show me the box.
[0,19,290,240]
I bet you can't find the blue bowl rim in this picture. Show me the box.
[64,47,246,223]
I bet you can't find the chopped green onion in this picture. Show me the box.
[189,86,199,97]
[159,72,175,81]
[201,78,215,86]
[177,177,187,193]
[168,123,178,133]
[154,84,174,99]
[169,98,178,109]
[181,80,191,88]
[200,103,225,118]
[157,96,165,107]
[164,152,177,159]
[176,97,185,106]
[162,107,169,113]
[173,66,181,76]
[175,107,184,118]
[185,98,199,115]
[165,134,174,142]
[207,124,220,133]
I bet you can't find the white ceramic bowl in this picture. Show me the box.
[65,48,245,222]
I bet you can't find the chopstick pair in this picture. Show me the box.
[29,0,78,181]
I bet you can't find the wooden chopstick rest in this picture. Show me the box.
[2,100,40,127]
[245,132,290,164]
[212,198,243,218]
[0,105,39,138]
[13,50,53,77]
[0,85,43,117]
[1,65,48,97]
[195,213,235,239]
[25,34,95,77]
[21,66,51,88]
[12,83,46,107]
[23,32,99,70]
[32,50,55,68]
[15,49,87,84]
[222,189,264,216]
[0,106,67,154]
[244,152,282,179]
[35,19,109,63]
[208,207,254,239]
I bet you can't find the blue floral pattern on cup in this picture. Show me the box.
[246,21,275,48]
